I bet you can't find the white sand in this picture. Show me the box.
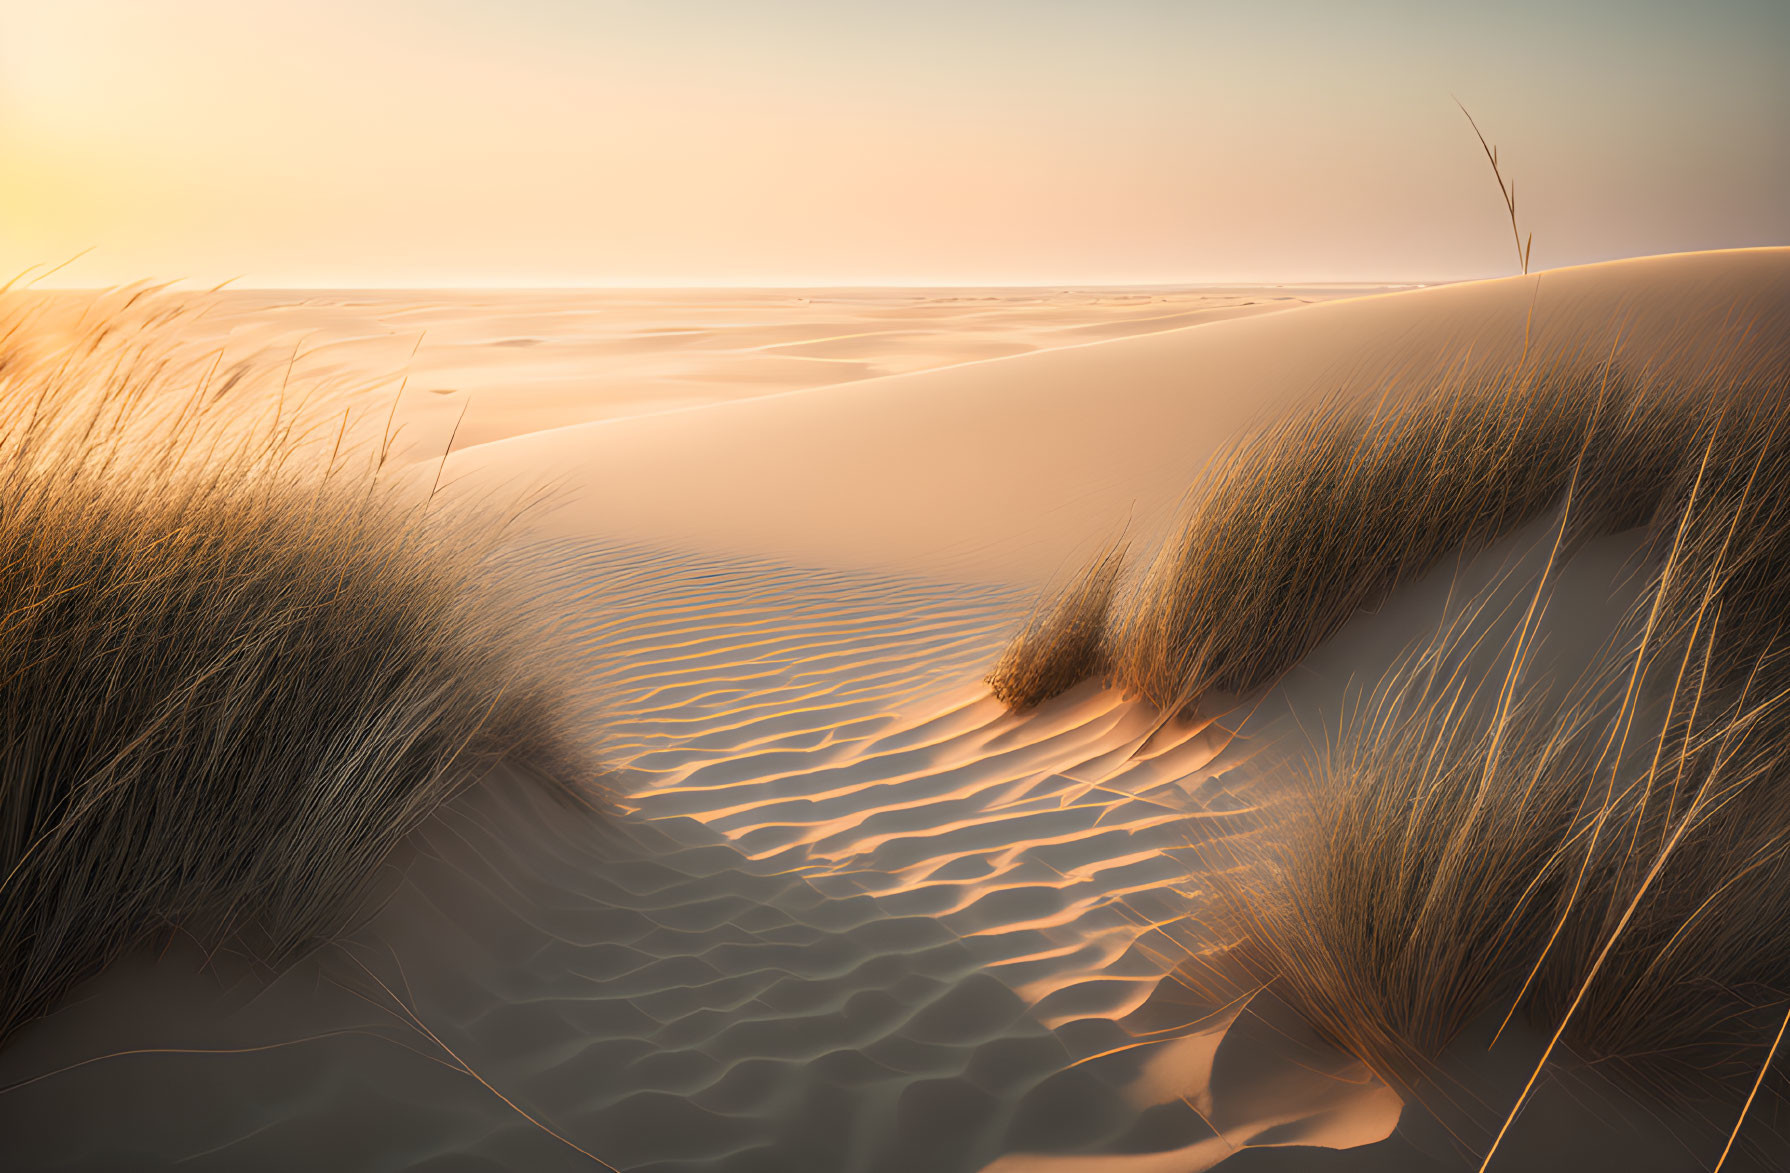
[2,251,1787,1171]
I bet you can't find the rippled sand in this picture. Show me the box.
[0,536,1397,1171]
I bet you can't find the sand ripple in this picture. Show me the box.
[0,540,1381,1171]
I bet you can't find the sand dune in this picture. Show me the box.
[448,248,1790,582]
[36,284,1370,467]
[5,252,1788,1170]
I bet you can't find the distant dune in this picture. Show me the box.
[108,283,1369,463]
[447,248,1790,582]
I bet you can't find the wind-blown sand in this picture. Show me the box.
[2,251,1787,1170]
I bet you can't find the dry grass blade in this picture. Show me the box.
[1457,99,1533,275]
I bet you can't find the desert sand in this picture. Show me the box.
[3,250,1788,1171]
[73,284,1380,463]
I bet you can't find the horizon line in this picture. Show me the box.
[18,248,1784,294]
[18,276,1456,294]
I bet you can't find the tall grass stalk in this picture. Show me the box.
[1456,100,1534,276]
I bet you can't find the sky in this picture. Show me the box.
[1,0,1785,287]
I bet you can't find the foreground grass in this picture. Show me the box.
[0,289,591,1044]
[1229,413,1790,1162]
[983,326,1790,1156]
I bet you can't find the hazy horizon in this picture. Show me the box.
[14,276,1440,292]
[4,1,1785,289]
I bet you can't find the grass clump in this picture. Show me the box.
[987,538,1126,709]
[0,289,592,1045]
[1220,571,1614,1103]
[993,358,1705,715]
[1218,384,1790,1161]
[1115,361,1658,710]
[1527,405,1790,1091]
[981,313,1790,1152]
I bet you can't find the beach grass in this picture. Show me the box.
[987,537,1126,710]
[0,289,593,1044]
[1184,368,1790,1160]
[984,326,1790,1155]
[994,356,1710,716]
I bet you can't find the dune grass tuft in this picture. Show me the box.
[1115,361,1669,711]
[0,289,593,1044]
[1207,375,1790,1158]
[1527,403,1790,1093]
[987,538,1126,710]
[994,358,1712,716]
[1215,574,1617,1104]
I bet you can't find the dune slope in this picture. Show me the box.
[449,249,1790,582]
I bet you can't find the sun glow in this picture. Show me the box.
[1,0,1784,287]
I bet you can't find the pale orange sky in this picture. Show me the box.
[2,0,1785,287]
